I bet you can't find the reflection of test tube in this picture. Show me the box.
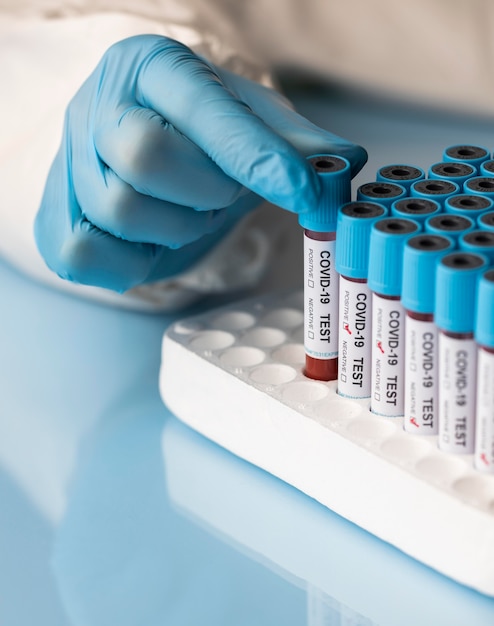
[444,194,493,220]
[425,213,474,238]
[376,164,425,191]
[307,585,376,626]
[443,144,490,171]
[410,179,459,207]
[300,155,351,381]
[402,235,453,434]
[474,269,494,473]
[435,252,487,454]
[368,218,420,417]
[428,161,476,185]
[335,201,386,399]
[391,198,441,225]
[357,182,406,208]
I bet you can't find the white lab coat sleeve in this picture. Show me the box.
[182,0,494,117]
[0,10,278,311]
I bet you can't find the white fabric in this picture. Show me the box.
[1,1,493,309]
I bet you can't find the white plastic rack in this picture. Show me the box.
[160,288,494,597]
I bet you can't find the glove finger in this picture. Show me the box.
[35,149,156,290]
[72,150,227,248]
[94,105,246,210]
[35,147,226,292]
[136,38,320,214]
[218,70,368,176]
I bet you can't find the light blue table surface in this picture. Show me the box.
[2,83,494,626]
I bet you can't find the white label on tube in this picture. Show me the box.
[404,316,438,434]
[304,235,339,359]
[438,334,477,454]
[474,348,494,472]
[338,276,372,398]
[370,293,405,417]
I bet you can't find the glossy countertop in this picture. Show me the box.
[2,82,494,625]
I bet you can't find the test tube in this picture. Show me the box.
[435,252,487,454]
[401,235,454,434]
[335,201,387,398]
[425,214,475,238]
[443,144,490,171]
[444,194,493,220]
[376,164,425,191]
[429,161,476,186]
[464,176,494,200]
[391,198,441,225]
[478,211,494,232]
[410,179,459,207]
[459,230,494,263]
[357,182,406,208]
[368,218,420,417]
[300,155,351,381]
[474,269,494,473]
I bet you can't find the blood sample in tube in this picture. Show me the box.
[435,252,487,454]
[402,235,454,434]
[367,217,420,417]
[336,201,386,398]
[300,155,351,381]
[474,269,494,473]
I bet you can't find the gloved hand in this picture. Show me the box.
[35,35,367,292]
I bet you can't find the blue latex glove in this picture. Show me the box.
[35,35,367,292]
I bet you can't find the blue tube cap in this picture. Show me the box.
[357,181,406,208]
[335,201,387,279]
[459,229,494,263]
[391,197,441,224]
[429,161,476,185]
[376,164,425,190]
[298,155,351,231]
[402,234,454,314]
[475,269,494,348]
[368,217,420,297]
[478,211,494,232]
[443,145,490,171]
[435,252,487,333]
[464,176,494,200]
[425,214,474,238]
[480,160,494,177]
[445,194,493,218]
[410,179,459,206]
